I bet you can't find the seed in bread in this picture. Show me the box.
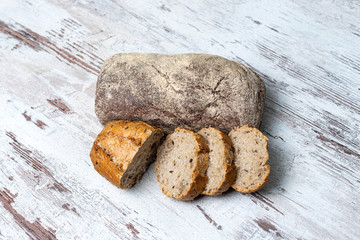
[90,120,164,189]
[155,128,209,200]
[229,125,270,193]
[198,127,236,195]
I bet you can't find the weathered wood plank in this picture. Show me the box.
[0,0,359,239]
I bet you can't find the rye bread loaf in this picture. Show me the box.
[229,125,270,193]
[198,127,236,195]
[90,120,163,189]
[95,53,265,133]
[155,128,209,200]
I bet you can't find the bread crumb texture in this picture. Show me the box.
[198,127,236,195]
[229,125,270,193]
[155,128,209,200]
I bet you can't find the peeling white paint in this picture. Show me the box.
[0,0,359,239]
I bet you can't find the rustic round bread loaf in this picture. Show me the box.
[95,53,265,134]
[90,120,163,189]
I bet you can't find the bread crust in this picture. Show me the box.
[216,131,237,194]
[232,165,270,193]
[90,120,163,189]
[155,128,209,200]
[229,125,270,193]
[95,53,266,134]
[199,128,236,196]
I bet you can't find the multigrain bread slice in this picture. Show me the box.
[229,125,270,193]
[155,128,209,200]
[198,127,236,195]
[90,120,163,189]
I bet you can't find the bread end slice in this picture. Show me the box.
[229,125,270,193]
[90,120,163,189]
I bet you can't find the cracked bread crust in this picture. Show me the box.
[198,127,236,195]
[95,53,266,134]
[229,125,270,193]
[155,128,209,200]
[90,120,163,189]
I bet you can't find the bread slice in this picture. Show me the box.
[197,127,236,195]
[229,125,270,193]
[155,128,209,200]
[90,120,164,189]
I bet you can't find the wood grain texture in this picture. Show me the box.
[0,0,359,239]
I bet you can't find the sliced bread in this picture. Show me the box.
[229,125,270,193]
[198,127,236,195]
[155,128,209,200]
[90,120,164,189]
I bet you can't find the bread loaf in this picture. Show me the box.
[95,53,265,133]
[155,128,209,200]
[198,127,236,195]
[90,120,163,189]
[229,125,270,193]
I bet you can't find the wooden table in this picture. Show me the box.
[1,1,359,239]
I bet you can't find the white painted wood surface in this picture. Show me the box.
[0,0,359,239]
